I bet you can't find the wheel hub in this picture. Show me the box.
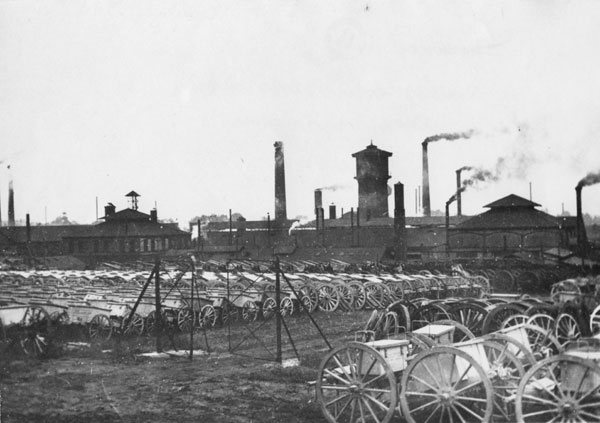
[438,389,455,405]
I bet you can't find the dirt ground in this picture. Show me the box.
[1,310,372,423]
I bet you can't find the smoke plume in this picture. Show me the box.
[576,171,600,189]
[450,161,504,204]
[424,129,476,145]
[318,184,348,192]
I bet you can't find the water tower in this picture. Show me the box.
[352,142,392,218]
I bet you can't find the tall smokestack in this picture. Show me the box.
[576,186,587,261]
[274,141,287,221]
[422,142,431,217]
[456,169,462,216]
[394,182,407,261]
[314,189,322,214]
[8,170,15,227]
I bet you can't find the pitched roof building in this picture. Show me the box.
[448,194,574,259]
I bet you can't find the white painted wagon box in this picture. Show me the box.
[499,323,532,354]
[361,339,410,374]
[453,339,490,380]
[413,324,455,345]
[563,348,600,393]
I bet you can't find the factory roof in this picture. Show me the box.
[484,194,541,208]
[103,208,152,222]
[351,142,392,157]
[455,193,560,230]
[64,222,188,238]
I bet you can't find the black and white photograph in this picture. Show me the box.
[1,1,600,422]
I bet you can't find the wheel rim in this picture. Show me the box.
[262,298,276,319]
[554,313,581,347]
[400,346,493,423]
[316,342,398,423]
[200,305,217,327]
[516,354,600,423]
[89,314,112,342]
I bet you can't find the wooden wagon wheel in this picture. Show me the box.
[20,306,52,357]
[481,303,529,335]
[554,313,581,347]
[198,304,217,327]
[262,297,277,320]
[386,301,411,333]
[399,346,494,423]
[280,297,294,316]
[500,313,529,330]
[348,281,367,311]
[241,301,259,322]
[589,304,600,335]
[315,342,398,423]
[447,301,488,337]
[177,308,193,333]
[411,301,451,330]
[515,354,600,423]
[527,313,555,334]
[318,285,340,312]
[89,314,112,342]
[121,312,144,337]
[334,285,354,312]
[299,285,319,313]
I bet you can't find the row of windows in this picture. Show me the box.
[67,237,187,254]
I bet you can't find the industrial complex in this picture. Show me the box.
[0,139,594,268]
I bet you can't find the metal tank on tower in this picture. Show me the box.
[352,142,392,218]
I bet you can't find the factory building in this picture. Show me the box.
[447,194,574,259]
[0,191,191,264]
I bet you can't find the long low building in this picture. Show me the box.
[0,199,191,263]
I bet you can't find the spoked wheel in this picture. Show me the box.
[386,301,411,333]
[399,346,494,423]
[527,313,555,334]
[121,313,144,337]
[481,303,528,335]
[515,354,600,423]
[335,285,355,311]
[411,302,451,330]
[241,301,259,322]
[315,342,398,423]
[299,286,319,313]
[20,306,52,357]
[348,282,367,310]
[177,308,194,333]
[448,302,488,337]
[199,305,217,328]
[589,304,600,335]
[484,332,537,370]
[382,311,400,338]
[500,313,529,330]
[280,297,294,316]
[554,313,581,347]
[262,297,277,320]
[89,314,112,342]
[318,285,341,312]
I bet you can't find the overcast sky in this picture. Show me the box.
[1,0,600,227]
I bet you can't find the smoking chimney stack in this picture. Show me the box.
[575,186,587,260]
[8,177,15,227]
[422,141,431,217]
[274,141,287,221]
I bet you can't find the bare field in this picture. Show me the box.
[1,310,373,423]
